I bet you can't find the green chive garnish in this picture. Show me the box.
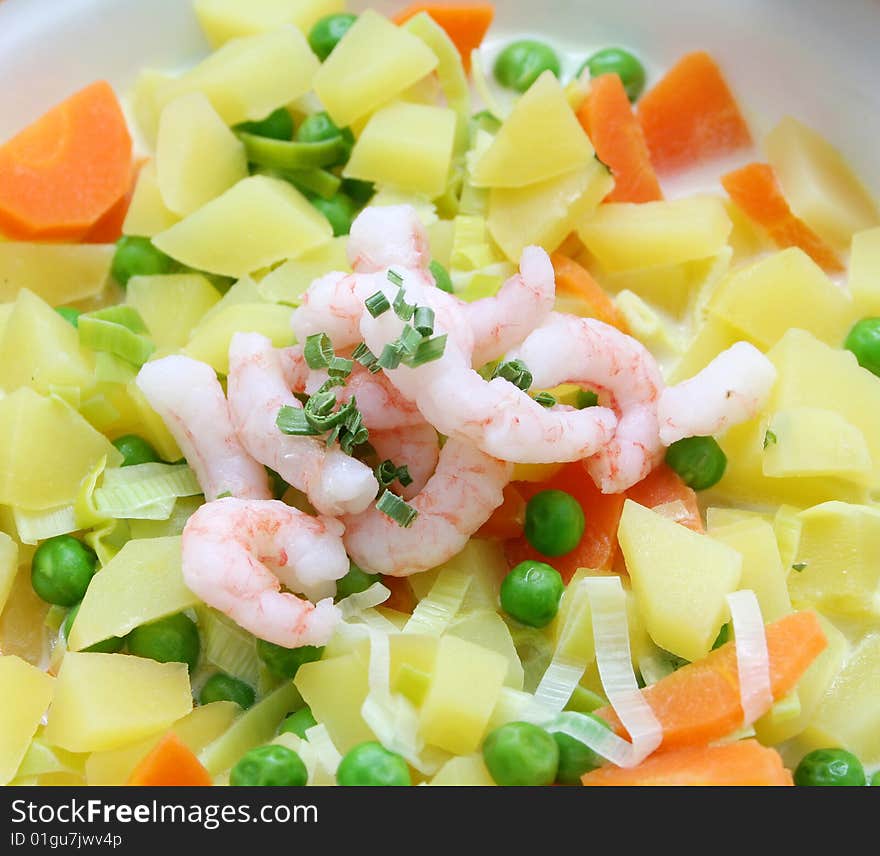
[533,392,556,408]
[492,358,533,391]
[276,406,320,436]
[429,259,453,294]
[413,306,435,336]
[405,334,447,367]
[378,342,403,370]
[366,291,391,317]
[327,355,354,378]
[393,288,415,321]
[397,324,423,356]
[791,562,808,573]
[376,489,418,528]
[387,269,404,288]
[763,430,778,449]
[303,332,335,369]
[375,460,413,488]
[576,389,599,409]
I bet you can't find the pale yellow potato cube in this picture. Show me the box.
[313,10,438,128]
[705,507,767,530]
[848,226,880,316]
[0,533,17,616]
[123,161,180,237]
[44,653,192,753]
[447,611,524,690]
[420,635,507,755]
[762,407,871,484]
[614,290,684,367]
[766,117,880,251]
[617,500,742,662]
[667,315,742,385]
[257,237,350,304]
[156,93,248,217]
[194,0,343,47]
[0,656,54,784]
[344,101,456,198]
[773,505,803,573]
[579,197,732,273]
[157,26,319,126]
[472,71,594,189]
[428,754,495,786]
[153,175,332,277]
[0,242,112,305]
[130,69,174,149]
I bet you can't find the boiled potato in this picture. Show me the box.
[848,226,880,316]
[257,237,351,304]
[0,242,112,305]
[447,611,524,690]
[428,754,495,786]
[123,161,180,237]
[194,0,343,47]
[0,533,17,616]
[131,69,174,148]
[0,656,54,784]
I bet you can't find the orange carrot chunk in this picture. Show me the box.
[637,51,752,175]
[0,81,132,242]
[393,4,494,70]
[478,483,527,540]
[595,610,827,750]
[127,733,213,786]
[551,253,630,333]
[582,739,793,786]
[381,575,417,614]
[625,462,702,532]
[83,158,144,244]
[721,162,845,273]
[578,73,663,204]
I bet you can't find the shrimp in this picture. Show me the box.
[370,423,440,499]
[657,342,777,445]
[227,332,379,517]
[135,355,271,501]
[347,204,431,273]
[182,498,344,647]
[510,312,666,492]
[343,438,512,576]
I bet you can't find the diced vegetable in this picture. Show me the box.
[625,463,702,532]
[849,226,880,316]
[447,611,524,690]
[130,69,174,149]
[257,237,350,304]
[194,0,343,47]
[0,656,55,785]
[428,753,496,785]
[0,242,113,305]
[394,4,493,71]
[0,533,17,616]
[122,161,180,237]
[551,253,629,331]
[127,732,212,786]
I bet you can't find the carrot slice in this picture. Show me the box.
[127,732,213,786]
[381,575,417,614]
[504,460,626,583]
[578,73,662,204]
[721,162,844,273]
[625,463,702,532]
[551,253,630,333]
[83,157,144,244]
[582,739,793,786]
[595,611,827,750]
[637,51,752,175]
[393,4,494,70]
[0,81,132,241]
[478,483,527,540]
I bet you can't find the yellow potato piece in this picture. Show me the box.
[130,69,174,149]
[0,533,17,616]
[0,656,54,785]
[848,225,880,316]
[0,242,112,305]
[153,175,332,277]
[44,652,192,753]
[257,237,351,305]
[668,315,742,385]
[123,161,180,237]
[344,101,456,199]
[428,753,495,786]
[156,92,248,217]
[194,0,343,47]
[447,611,524,690]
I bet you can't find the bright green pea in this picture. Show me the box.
[524,489,585,556]
[230,744,308,786]
[340,178,375,207]
[112,434,161,467]
[234,108,294,141]
[31,536,98,607]
[579,47,646,101]
[576,389,599,408]
[295,112,354,167]
[199,672,255,709]
[309,192,358,237]
[552,713,612,785]
[482,721,559,786]
[794,748,866,786]
[665,436,727,491]
[336,741,411,786]
[429,259,454,294]
[256,639,323,679]
[279,706,317,739]
[844,318,880,377]
[308,13,357,62]
[62,603,124,653]
[494,40,561,93]
[500,560,564,629]
[111,236,174,287]
[126,612,200,672]
[55,307,81,328]
[335,563,381,600]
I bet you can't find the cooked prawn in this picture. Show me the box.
[182,497,345,647]
[227,332,378,517]
[343,437,512,576]
[347,204,431,273]
[136,355,271,501]
[657,342,777,444]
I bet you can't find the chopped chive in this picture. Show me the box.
[396,465,413,487]
[376,489,418,528]
[392,288,415,321]
[533,392,556,408]
[397,324,424,356]
[387,269,404,288]
[352,342,377,369]
[216,490,233,499]
[791,562,808,573]
[339,406,368,455]
[276,405,320,436]
[413,306,435,336]
[404,334,447,367]
[763,430,778,449]
[492,358,533,391]
[303,332,334,369]
[375,460,413,489]
[365,291,390,317]
[576,389,599,409]
[429,259,453,294]
[378,342,403,370]
[327,355,354,378]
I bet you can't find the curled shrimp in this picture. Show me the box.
[347,204,432,273]
[343,438,512,577]
[136,355,271,501]
[227,332,379,517]
[510,312,665,493]
[182,497,344,647]
[657,342,777,445]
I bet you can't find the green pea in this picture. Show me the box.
[310,192,358,237]
[524,489,585,556]
[234,107,294,141]
[844,318,880,377]
[295,112,354,167]
[308,13,357,62]
[429,259,454,294]
[199,672,255,709]
[340,178,375,207]
[336,741,411,786]
[576,389,599,409]
[230,744,308,786]
[256,639,323,679]
[31,536,98,607]
[482,721,559,786]
[665,436,727,491]
[500,560,564,629]
[494,40,561,93]
[279,706,318,739]
[111,236,174,287]
[794,748,866,786]
[112,434,161,467]
[579,47,646,101]
[552,713,612,785]
[55,307,81,328]
[126,612,200,672]
[335,563,381,600]
[62,603,124,653]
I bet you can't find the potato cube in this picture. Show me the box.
[848,226,880,316]
[0,656,54,784]
[257,237,350,305]
[0,242,112,305]
[447,611,524,690]
[667,315,742,385]
[428,754,495,786]
[130,69,174,149]
[194,0,343,47]
[0,533,16,616]
[123,161,180,237]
